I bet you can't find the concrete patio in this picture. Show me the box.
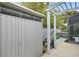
[43,42,79,57]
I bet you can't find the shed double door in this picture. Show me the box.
[1,14,28,57]
[1,14,43,57]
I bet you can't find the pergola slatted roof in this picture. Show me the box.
[49,2,79,15]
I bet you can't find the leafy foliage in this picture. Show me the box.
[22,2,47,14]
[61,11,78,32]
[22,2,48,28]
[22,2,78,32]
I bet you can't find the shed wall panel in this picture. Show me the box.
[32,21,36,57]
[11,16,16,57]
[35,21,39,56]
[38,22,42,56]
[0,11,1,57]
[6,15,12,56]
[21,19,25,57]
[1,14,43,57]
[18,17,22,56]
[1,14,7,57]
[24,19,28,56]
[15,17,19,57]
[28,20,33,56]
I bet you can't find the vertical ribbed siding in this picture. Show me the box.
[1,14,7,56]
[21,19,25,57]
[15,17,19,56]
[1,14,43,57]
[7,15,12,56]
[32,20,35,57]
[0,6,2,57]
[18,16,21,56]
[39,22,43,56]
[11,16,16,56]
[35,21,38,56]
[27,20,33,56]
[24,19,28,56]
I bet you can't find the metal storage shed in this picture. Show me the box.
[0,2,45,57]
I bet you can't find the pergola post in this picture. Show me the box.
[47,10,51,54]
[53,14,56,48]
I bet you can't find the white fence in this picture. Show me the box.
[43,28,67,40]
[43,28,53,40]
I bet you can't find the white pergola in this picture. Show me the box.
[46,2,79,53]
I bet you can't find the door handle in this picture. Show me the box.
[18,42,22,45]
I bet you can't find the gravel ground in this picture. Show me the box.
[43,40,79,57]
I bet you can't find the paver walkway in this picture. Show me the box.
[43,42,79,57]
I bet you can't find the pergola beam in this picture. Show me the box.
[75,2,77,7]
[50,2,64,11]
[53,3,61,12]
[60,4,65,11]
[64,2,68,10]
[57,6,61,12]
[69,2,72,9]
